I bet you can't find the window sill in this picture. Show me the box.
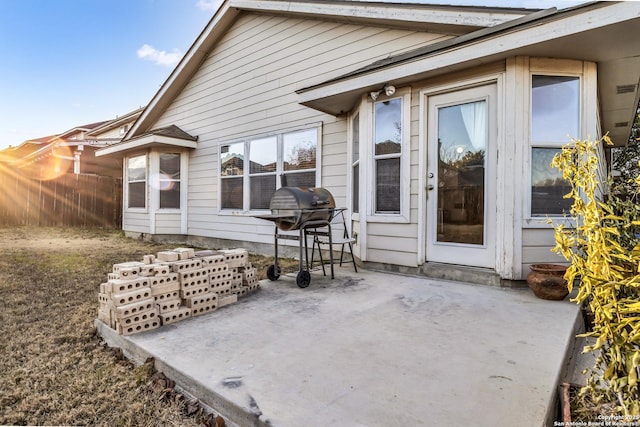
[524,216,576,228]
[218,209,271,216]
[366,213,410,224]
[125,208,148,214]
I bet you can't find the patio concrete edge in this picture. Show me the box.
[94,319,267,427]
[545,306,584,426]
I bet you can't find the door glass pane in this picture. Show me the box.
[437,100,486,245]
[531,75,579,143]
[531,148,572,216]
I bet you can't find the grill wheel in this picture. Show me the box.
[296,270,311,288]
[267,264,280,281]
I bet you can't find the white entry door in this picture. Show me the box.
[426,84,497,268]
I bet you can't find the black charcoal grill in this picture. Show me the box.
[255,186,338,288]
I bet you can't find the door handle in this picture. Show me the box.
[426,184,434,191]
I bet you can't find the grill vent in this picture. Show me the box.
[615,122,629,128]
[616,84,637,94]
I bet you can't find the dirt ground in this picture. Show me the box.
[0,226,292,426]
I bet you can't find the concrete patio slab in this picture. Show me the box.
[96,267,581,427]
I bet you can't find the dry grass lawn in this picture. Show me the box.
[0,226,290,426]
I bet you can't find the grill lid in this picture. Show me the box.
[269,187,335,211]
[258,187,336,231]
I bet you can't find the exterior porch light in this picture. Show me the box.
[370,83,395,101]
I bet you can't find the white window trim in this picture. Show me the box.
[524,66,586,227]
[156,151,184,212]
[125,152,148,213]
[348,108,361,223]
[367,87,411,223]
[218,123,322,215]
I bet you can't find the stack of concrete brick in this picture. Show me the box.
[97,247,259,335]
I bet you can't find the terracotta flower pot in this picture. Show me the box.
[527,264,569,300]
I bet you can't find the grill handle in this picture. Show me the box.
[311,200,330,206]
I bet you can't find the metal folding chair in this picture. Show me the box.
[308,209,357,278]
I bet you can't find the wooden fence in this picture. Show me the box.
[0,171,122,227]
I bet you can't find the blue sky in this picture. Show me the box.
[0,0,584,150]
[0,0,222,150]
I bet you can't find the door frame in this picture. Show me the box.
[417,74,505,270]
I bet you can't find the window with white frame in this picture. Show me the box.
[127,154,146,209]
[159,153,181,209]
[351,113,360,214]
[249,136,277,210]
[220,128,318,211]
[530,75,579,216]
[373,97,402,214]
[220,142,244,210]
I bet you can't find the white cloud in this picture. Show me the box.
[196,0,223,11]
[136,44,183,67]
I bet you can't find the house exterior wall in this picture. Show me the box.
[123,12,453,249]
[121,11,603,282]
[346,57,598,279]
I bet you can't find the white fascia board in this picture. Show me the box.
[95,135,197,157]
[298,2,640,106]
[229,0,530,28]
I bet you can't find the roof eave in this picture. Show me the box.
[86,108,145,136]
[231,0,535,33]
[95,135,198,157]
[127,0,535,140]
[297,2,637,117]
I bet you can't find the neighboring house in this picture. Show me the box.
[0,108,142,180]
[96,1,640,283]
[0,135,56,167]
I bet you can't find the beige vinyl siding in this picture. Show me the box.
[133,12,450,248]
[521,228,568,277]
[321,120,349,206]
[367,248,417,267]
[155,213,182,235]
[124,212,151,234]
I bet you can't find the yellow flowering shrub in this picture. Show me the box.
[551,136,640,415]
